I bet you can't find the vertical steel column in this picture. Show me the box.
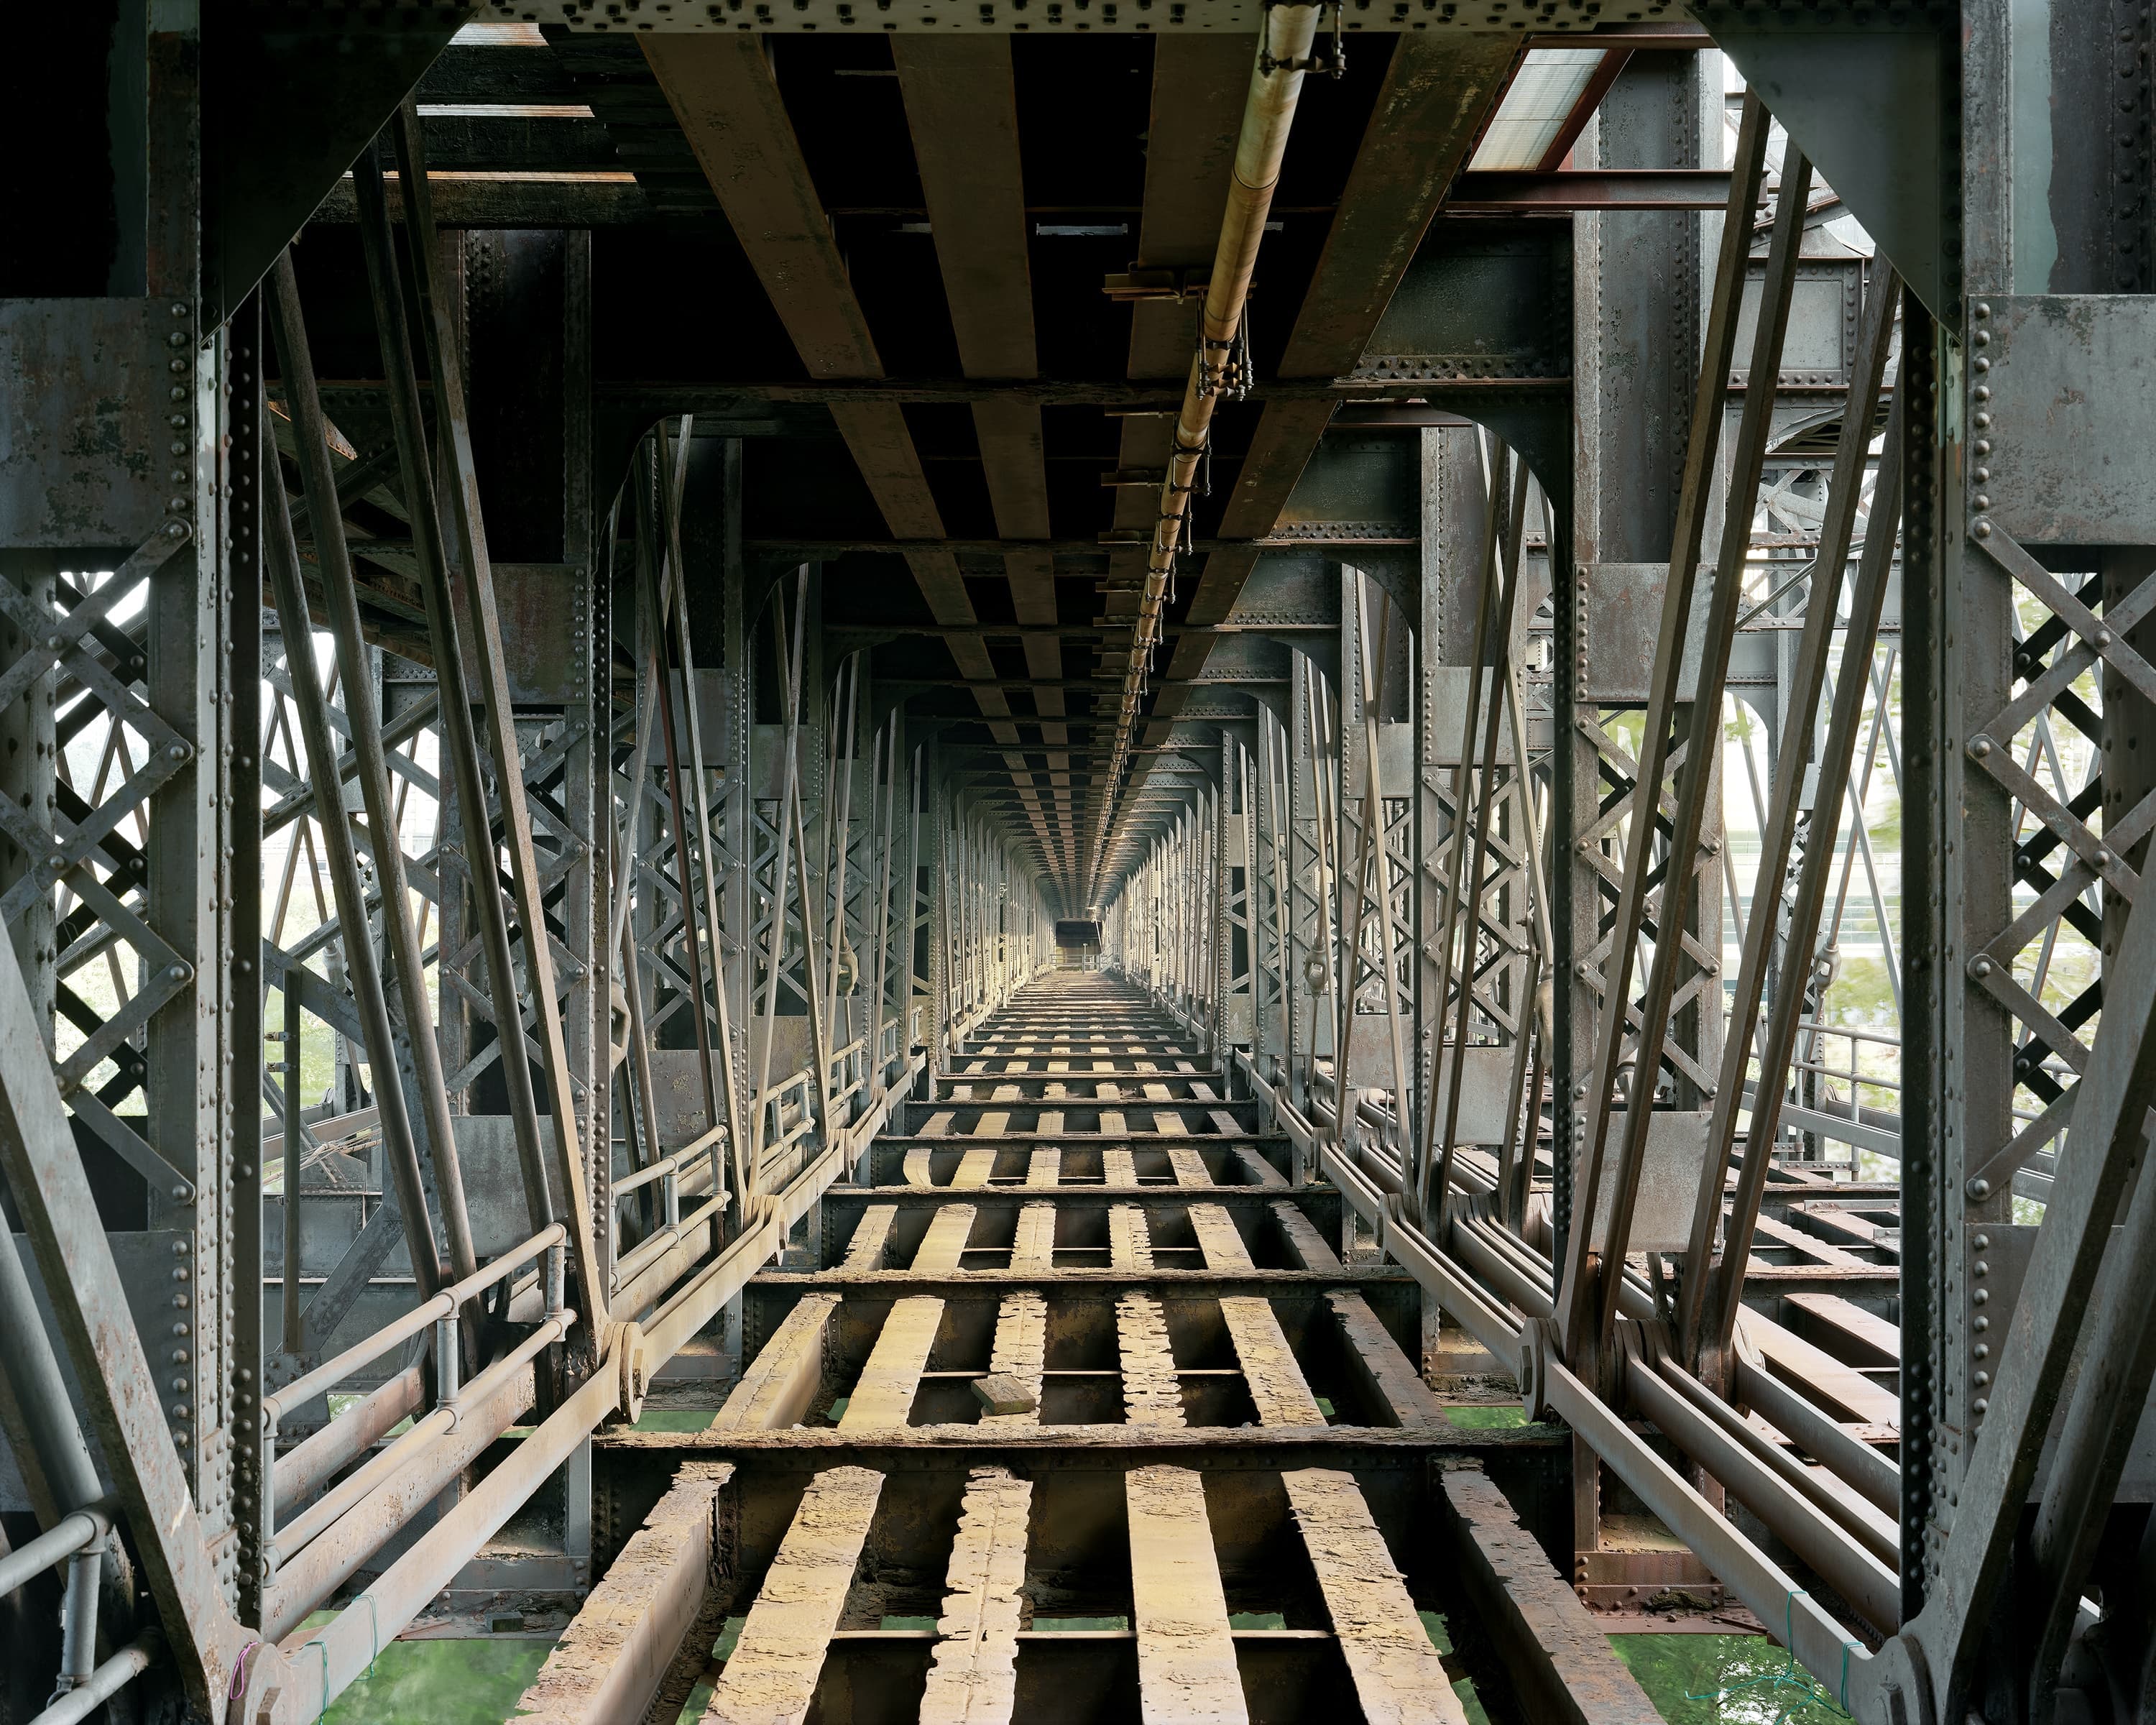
[1897,287,1949,1630]
[1557,50,1715,1287]
[719,441,755,1187]
[561,231,608,1305]
[226,298,269,1624]
[147,34,237,1542]
[918,742,945,1083]
[390,106,607,1336]
[655,419,747,1184]
[637,440,727,1187]
[1429,459,1531,1211]
[1252,710,1287,1084]
[271,249,480,1289]
[0,550,56,1031]
[898,741,926,1068]
[1557,99,1776,1361]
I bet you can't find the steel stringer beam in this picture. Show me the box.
[895,34,1079,901]
[638,34,1064,888]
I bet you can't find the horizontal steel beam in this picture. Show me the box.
[1447,170,1736,212]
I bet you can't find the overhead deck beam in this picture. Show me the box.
[1096,36,1257,891]
[896,37,1079,892]
[640,34,1064,880]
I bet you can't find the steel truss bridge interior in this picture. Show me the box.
[0,4,2150,1723]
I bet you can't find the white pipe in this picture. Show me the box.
[1085,4,1326,904]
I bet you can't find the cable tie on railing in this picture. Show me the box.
[1682,1591,1850,1722]
[229,1641,262,1703]
[306,1639,330,1721]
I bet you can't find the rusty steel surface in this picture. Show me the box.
[578,976,1575,1723]
[26,11,2133,1719]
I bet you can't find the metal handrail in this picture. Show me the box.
[29,1632,160,1725]
[0,1502,109,1598]
[262,1221,565,1424]
[614,1128,725,1200]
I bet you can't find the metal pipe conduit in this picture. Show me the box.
[1652,1357,1899,1570]
[1379,1215,1523,1365]
[270,1312,576,1565]
[1731,1344,1901,1518]
[258,1057,917,1665]
[1624,1351,1899,1634]
[1085,4,1323,906]
[30,1634,161,1725]
[272,1363,622,1723]
[612,1192,728,1303]
[0,1504,109,1600]
[617,1056,918,1328]
[232,1014,929,1716]
[251,1051,955,1714]
[262,1361,542,1642]
[273,1366,426,1513]
[611,1197,729,1323]
[1446,1216,1554,1323]
[1437,1187,1904,1595]
[1252,1064,1898,1693]
[1544,1358,1875,1695]
[1457,1213,1557,1295]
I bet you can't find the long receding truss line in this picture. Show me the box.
[0,6,2145,1724]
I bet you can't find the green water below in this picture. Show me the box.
[1612,1634,1854,1724]
[312,1615,1826,1723]
[631,1407,719,1433]
[318,1636,554,1725]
